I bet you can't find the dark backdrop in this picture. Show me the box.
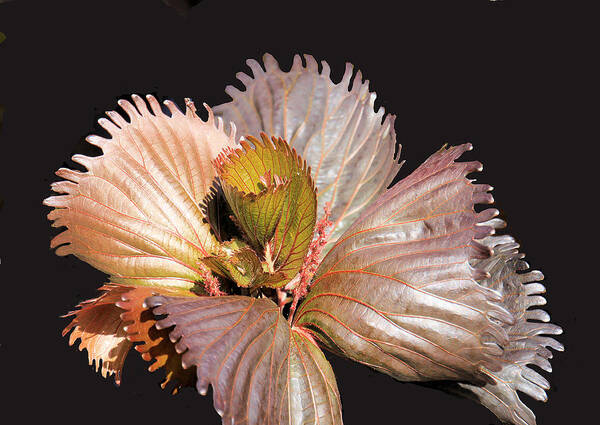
[0,1,593,424]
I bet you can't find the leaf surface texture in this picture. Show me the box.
[146,295,342,425]
[45,95,235,290]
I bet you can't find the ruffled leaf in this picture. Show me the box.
[44,95,236,290]
[295,144,512,385]
[145,295,342,425]
[62,284,132,384]
[63,284,196,390]
[215,134,317,288]
[117,286,197,393]
[436,218,563,425]
[214,53,400,253]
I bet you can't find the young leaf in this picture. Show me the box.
[200,241,269,288]
[215,134,317,288]
[145,295,342,425]
[214,53,401,253]
[44,95,236,290]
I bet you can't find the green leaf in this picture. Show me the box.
[216,134,317,288]
[200,240,269,288]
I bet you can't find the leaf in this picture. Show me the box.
[117,286,197,393]
[288,327,343,425]
[295,144,514,386]
[145,295,342,425]
[215,134,317,288]
[432,218,563,425]
[200,241,267,288]
[62,284,132,384]
[63,283,196,389]
[44,95,236,290]
[213,53,401,254]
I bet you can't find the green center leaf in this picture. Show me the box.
[215,134,317,288]
[200,239,284,288]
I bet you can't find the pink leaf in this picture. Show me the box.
[145,295,343,425]
[295,143,561,425]
[44,95,236,290]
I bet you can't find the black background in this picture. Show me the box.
[0,1,594,424]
